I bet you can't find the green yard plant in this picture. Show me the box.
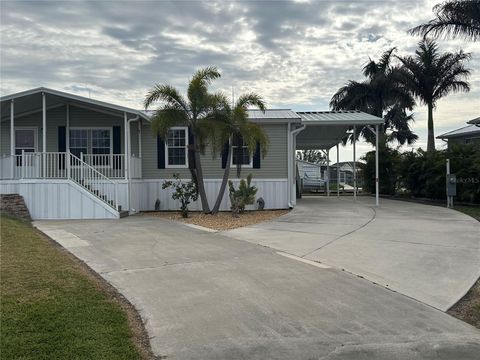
[162,174,199,218]
[228,174,258,217]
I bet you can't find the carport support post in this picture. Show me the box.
[10,100,14,178]
[336,143,340,198]
[375,124,379,207]
[353,125,357,201]
[326,148,330,196]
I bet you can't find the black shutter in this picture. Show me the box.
[58,126,66,152]
[157,136,165,169]
[112,126,121,154]
[253,142,261,168]
[221,141,229,169]
[188,127,195,169]
[58,126,66,170]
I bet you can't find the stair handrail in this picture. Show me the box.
[68,152,119,211]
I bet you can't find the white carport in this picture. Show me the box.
[294,110,384,206]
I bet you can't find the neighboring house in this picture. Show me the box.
[0,88,383,219]
[331,161,362,186]
[437,117,480,147]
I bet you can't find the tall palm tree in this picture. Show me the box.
[396,39,471,152]
[409,0,480,41]
[211,93,268,214]
[144,67,225,213]
[330,48,417,147]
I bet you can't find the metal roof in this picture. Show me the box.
[437,124,480,139]
[297,110,384,125]
[467,116,480,125]
[247,109,300,120]
[1,87,150,121]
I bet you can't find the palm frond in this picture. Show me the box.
[150,106,189,139]
[409,0,480,41]
[144,84,189,112]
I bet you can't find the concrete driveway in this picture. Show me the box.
[223,196,480,311]
[35,216,480,360]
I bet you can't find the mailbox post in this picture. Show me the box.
[446,159,456,208]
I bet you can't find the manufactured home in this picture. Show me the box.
[0,88,383,219]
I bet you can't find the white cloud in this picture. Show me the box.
[1,0,478,161]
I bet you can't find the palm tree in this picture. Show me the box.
[211,93,268,214]
[330,48,417,148]
[396,39,471,152]
[144,67,225,213]
[409,0,480,41]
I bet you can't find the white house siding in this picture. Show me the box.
[140,123,288,180]
[0,105,125,155]
[122,178,288,212]
[0,180,118,219]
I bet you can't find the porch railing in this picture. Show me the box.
[0,152,140,180]
[81,153,125,178]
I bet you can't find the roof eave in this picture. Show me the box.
[1,87,150,121]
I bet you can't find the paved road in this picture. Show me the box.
[223,196,480,311]
[35,216,480,360]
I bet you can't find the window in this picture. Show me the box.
[69,128,112,158]
[70,129,88,158]
[231,135,252,167]
[15,128,37,155]
[465,137,480,145]
[165,127,188,168]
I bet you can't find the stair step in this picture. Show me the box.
[119,210,129,218]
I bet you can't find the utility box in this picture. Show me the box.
[446,174,457,197]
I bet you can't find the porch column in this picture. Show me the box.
[138,120,142,176]
[375,124,379,206]
[336,143,340,198]
[124,112,128,181]
[10,100,14,156]
[353,125,357,201]
[66,104,70,150]
[10,100,14,177]
[42,92,46,153]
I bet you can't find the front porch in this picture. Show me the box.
[0,87,149,181]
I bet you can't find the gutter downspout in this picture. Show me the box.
[126,115,140,214]
[288,123,306,208]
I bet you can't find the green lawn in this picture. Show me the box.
[0,215,144,360]
[454,205,480,222]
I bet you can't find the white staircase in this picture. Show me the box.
[0,152,128,218]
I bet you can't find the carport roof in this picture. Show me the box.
[296,110,384,150]
[1,87,150,121]
[297,110,384,125]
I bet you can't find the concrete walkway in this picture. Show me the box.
[223,196,480,311]
[35,216,480,359]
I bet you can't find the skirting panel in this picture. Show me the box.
[128,179,289,212]
[0,180,118,220]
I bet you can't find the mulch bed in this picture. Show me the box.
[448,278,480,329]
[145,209,290,231]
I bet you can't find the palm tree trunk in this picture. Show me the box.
[193,146,211,213]
[211,144,232,214]
[427,102,435,152]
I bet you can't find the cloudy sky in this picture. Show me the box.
[1,0,479,160]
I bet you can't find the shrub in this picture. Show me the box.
[360,147,403,195]
[162,174,198,218]
[228,174,258,217]
[361,144,480,204]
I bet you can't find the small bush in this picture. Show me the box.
[162,174,199,218]
[228,174,258,217]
